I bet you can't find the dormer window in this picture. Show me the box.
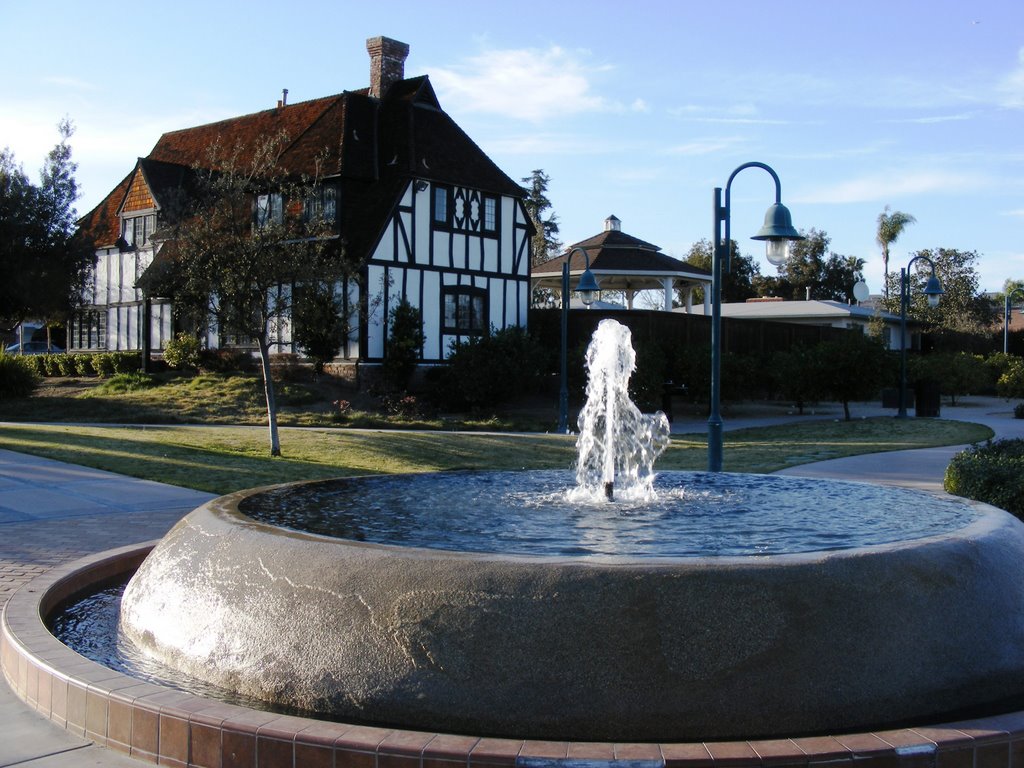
[304,185,338,225]
[255,193,283,228]
[122,214,155,249]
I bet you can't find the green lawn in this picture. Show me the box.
[0,417,993,495]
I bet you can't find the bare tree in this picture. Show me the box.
[160,131,345,456]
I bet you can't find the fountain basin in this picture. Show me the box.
[117,472,1024,742]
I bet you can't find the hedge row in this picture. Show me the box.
[22,351,142,378]
[945,439,1024,518]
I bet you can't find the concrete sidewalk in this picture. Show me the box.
[0,398,1020,766]
[0,453,213,767]
[773,395,1023,490]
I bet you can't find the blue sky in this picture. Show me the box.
[2,0,1022,294]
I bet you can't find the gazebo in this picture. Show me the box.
[531,216,712,312]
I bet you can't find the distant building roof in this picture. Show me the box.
[685,299,902,323]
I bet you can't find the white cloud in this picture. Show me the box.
[630,98,650,113]
[429,46,610,122]
[1002,208,1024,217]
[884,113,976,124]
[996,47,1024,108]
[667,103,788,125]
[481,132,629,156]
[664,137,745,156]
[605,167,664,184]
[795,170,990,205]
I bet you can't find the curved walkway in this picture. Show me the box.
[772,395,1021,490]
[0,397,1019,766]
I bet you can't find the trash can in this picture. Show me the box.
[914,380,941,417]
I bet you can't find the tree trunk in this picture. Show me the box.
[843,399,852,421]
[257,338,281,457]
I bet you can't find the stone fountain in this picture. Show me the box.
[115,319,1024,742]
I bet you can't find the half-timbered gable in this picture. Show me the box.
[73,36,532,371]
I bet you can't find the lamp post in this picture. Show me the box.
[1004,287,1024,355]
[557,247,600,434]
[897,255,944,419]
[709,162,803,472]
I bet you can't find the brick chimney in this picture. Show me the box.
[367,36,410,99]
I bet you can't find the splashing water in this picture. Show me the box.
[571,319,671,502]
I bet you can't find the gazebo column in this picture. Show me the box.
[684,286,694,314]
[663,278,674,312]
[703,288,711,315]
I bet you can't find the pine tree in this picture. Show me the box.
[521,169,562,266]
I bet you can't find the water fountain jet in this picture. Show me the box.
[573,319,670,503]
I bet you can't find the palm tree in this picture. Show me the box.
[876,206,916,298]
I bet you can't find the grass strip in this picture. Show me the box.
[0,417,993,496]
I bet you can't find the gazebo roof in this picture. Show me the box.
[532,216,710,292]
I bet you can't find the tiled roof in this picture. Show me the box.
[77,171,132,247]
[147,95,346,177]
[78,75,524,258]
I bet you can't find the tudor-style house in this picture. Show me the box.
[72,37,534,368]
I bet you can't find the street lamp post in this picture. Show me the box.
[557,247,600,434]
[1004,287,1024,355]
[897,255,944,419]
[709,162,803,472]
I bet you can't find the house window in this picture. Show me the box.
[304,185,338,224]
[443,287,488,334]
[433,186,449,224]
[72,310,106,350]
[220,328,256,348]
[255,193,283,228]
[483,196,497,232]
[122,214,155,248]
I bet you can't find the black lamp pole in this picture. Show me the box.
[557,248,600,434]
[709,162,802,472]
[897,255,944,419]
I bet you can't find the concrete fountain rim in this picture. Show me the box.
[6,493,1024,765]
[219,469,995,564]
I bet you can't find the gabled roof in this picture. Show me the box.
[78,73,524,254]
[533,218,711,287]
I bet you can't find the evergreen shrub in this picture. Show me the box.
[198,348,256,373]
[164,333,202,370]
[0,353,39,398]
[92,353,116,378]
[110,351,141,373]
[434,326,548,410]
[945,439,1024,518]
[53,353,75,376]
[73,354,95,376]
[997,358,1024,399]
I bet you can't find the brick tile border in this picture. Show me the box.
[5,544,1024,768]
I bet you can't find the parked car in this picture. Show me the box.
[4,341,63,355]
